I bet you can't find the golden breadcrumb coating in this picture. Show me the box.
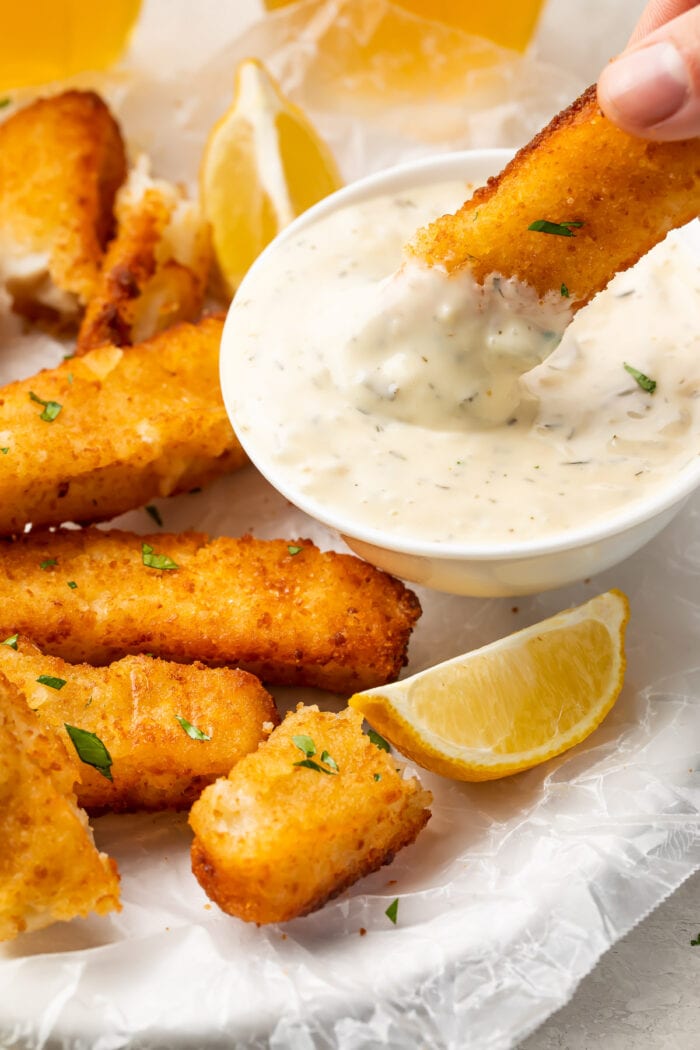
[0,90,126,319]
[189,704,432,924]
[0,672,120,942]
[0,528,421,691]
[77,160,211,353]
[0,637,278,813]
[408,84,700,311]
[0,315,246,533]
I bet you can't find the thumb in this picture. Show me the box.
[598,3,700,140]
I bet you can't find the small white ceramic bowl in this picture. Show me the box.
[220,149,700,597]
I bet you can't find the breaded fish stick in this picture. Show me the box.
[190,704,432,924]
[77,158,211,353]
[408,84,700,311]
[0,528,421,692]
[0,316,246,534]
[0,673,120,942]
[0,91,126,321]
[0,638,278,813]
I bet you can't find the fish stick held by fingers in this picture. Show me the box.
[0,315,246,534]
[189,704,432,924]
[0,528,421,692]
[77,157,212,354]
[0,90,126,322]
[0,638,278,813]
[408,83,700,311]
[0,672,120,942]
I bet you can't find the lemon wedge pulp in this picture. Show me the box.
[200,57,342,294]
[349,590,629,782]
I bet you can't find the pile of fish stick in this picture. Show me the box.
[0,90,428,940]
[3,75,697,937]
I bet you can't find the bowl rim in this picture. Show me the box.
[220,148,700,563]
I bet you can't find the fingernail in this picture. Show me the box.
[600,42,690,129]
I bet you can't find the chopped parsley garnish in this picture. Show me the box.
[560,283,570,298]
[623,362,656,394]
[37,674,66,690]
[141,542,178,571]
[29,391,62,422]
[0,98,11,109]
[64,724,113,781]
[0,448,8,455]
[176,715,211,741]
[2,634,18,650]
[67,580,78,589]
[321,749,339,772]
[145,505,163,527]
[40,558,57,570]
[292,734,339,774]
[287,545,303,556]
[367,728,391,753]
[691,933,700,946]
[67,373,74,385]
[373,773,382,782]
[528,219,584,237]
[385,898,399,924]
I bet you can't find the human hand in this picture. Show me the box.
[598,0,700,139]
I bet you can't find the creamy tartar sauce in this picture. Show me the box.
[231,181,700,546]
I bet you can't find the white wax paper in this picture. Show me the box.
[1,2,698,1048]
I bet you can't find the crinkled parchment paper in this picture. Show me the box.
[1,2,698,1048]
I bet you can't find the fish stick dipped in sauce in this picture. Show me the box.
[402,83,700,422]
[0,637,278,813]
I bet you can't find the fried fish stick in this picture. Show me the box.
[77,157,211,353]
[190,704,432,924]
[0,528,421,692]
[0,673,120,942]
[0,91,126,321]
[0,315,245,534]
[0,638,278,813]
[408,84,700,311]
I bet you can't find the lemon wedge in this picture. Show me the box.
[349,590,629,782]
[200,57,342,294]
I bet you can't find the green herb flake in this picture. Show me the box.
[528,219,584,238]
[67,580,78,589]
[37,674,67,690]
[67,372,74,385]
[145,505,163,527]
[141,542,178,571]
[623,362,656,394]
[287,544,303,556]
[40,558,57,570]
[2,633,18,650]
[29,391,62,422]
[385,898,399,924]
[292,734,338,774]
[320,749,339,772]
[0,98,11,109]
[373,773,382,782]
[0,448,8,455]
[176,715,211,741]
[367,728,391,753]
[64,724,113,781]
[293,734,316,758]
[560,283,570,298]
[691,933,700,946]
